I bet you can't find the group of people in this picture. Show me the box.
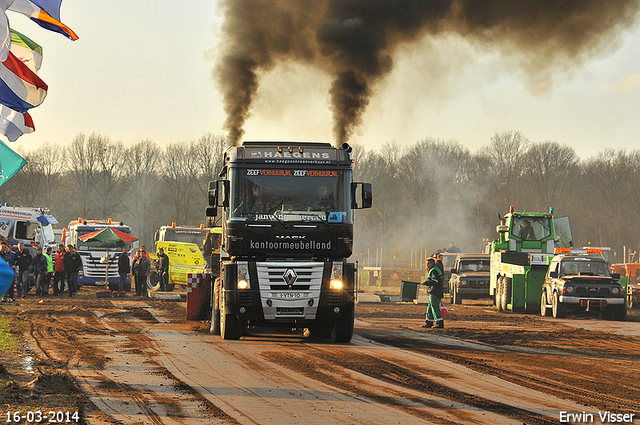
[120,245,169,297]
[422,252,446,329]
[1,242,82,302]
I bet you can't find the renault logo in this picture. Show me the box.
[283,269,298,288]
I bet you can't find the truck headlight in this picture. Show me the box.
[565,286,574,294]
[611,287,620,295]
[237,263,249,289]
[461,280,468,286]
[330,262,343,290]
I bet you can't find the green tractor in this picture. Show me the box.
[489,207,572,313]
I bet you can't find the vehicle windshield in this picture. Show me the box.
[512,215,552,241]
[42,224,55,244]
[458,259,490,273]
[162,228,209,246]
[560,259,611,277]
[76,229,130,252]
[229,167,353,223]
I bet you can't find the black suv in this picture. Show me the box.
[449,254,490,304]
[541,254,626,320]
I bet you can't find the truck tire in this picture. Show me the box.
[500,278,511,312]
[540,291,551,316]
[220,291,242,340]
[453,289,462,305]
[146,270,161,292]
[307,324,331,339]
[552,292,566,319]
[611,305,627,321]
[209,277,222,335]
[330,304,354,343]
[495,277,503,311]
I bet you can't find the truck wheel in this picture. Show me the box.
[453,289,462,305]
[330,304,354,343]
[552,292,566,319]
[495,277,503,311]
[220,291,242,340]
[500,278,511,312]
[209,277,222,335]
[611,305,627,321]
[146,270,161,292]
[307,324,331,339]
[540,291,551,317]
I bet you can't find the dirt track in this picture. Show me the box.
[1,290,640,424]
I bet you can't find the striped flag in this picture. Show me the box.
[0,103,34,141]
[0,50,48,113]
[0,138,27,188]
[0,0,11,62]
[8,0,78,41]
[10,29,43,72]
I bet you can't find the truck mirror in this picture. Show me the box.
[154,231,158,242]
[222,180,230,208]
[611,272,620,280]
[206,206,217,218]
[361,183,372,209]
[350,182,373,209]
[208,181,217,207]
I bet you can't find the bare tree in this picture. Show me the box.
[160,142,201,225]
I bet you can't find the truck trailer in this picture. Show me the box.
[205,141,371,342]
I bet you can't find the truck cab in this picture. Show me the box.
[0,204,58,249]
[206,141,371,342]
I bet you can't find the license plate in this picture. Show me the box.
[277,307,303,315]
[274,292,303,299]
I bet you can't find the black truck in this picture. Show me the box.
[206,141,372,342]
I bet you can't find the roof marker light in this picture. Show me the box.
[509,206,515,213]
[549,207,554,215]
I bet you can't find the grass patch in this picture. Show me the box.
[0,315,19,353]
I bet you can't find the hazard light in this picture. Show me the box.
[555,248,571,254]
[200,223,205,229]
[172,222,176,227]
[586,248,603,254]
[509,206,515,213]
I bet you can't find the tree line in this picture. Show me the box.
[2,131,639,264]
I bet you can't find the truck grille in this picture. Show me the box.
[256,263,323,291]
[79,253,120,279]
[575,286,611,297]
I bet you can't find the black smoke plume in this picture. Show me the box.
[215,0,640,146]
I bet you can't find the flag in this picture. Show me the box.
[0,0,11,62]
[8,0,78,41]
[0,50,48,113]
[0,103,34,141]
[10,29,43,72]
[0,256,14,298]
[0,138,27,188]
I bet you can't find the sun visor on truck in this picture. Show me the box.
[37,214,58,225]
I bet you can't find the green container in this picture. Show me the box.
[400,281,420,302]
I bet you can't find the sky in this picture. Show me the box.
[5,1,640,159]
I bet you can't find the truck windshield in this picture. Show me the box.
[162,229,209,246]
[76,229,129,252]
[229,168,353,223]
[42,224,55,244]
[458,259,490,273]
[512,216,552,241]
[560,259,610,277]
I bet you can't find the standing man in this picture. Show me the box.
[422,257,444,329]
[52,244,66,296]
[132,248,150,297]
[43,246,54,295]
[0,243,16,302]
[31,246,47,296]
[63,245,82,297]
[14,243,32,297]
[155,247,169,291]
[117,248,130,292]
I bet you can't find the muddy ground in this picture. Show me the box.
[1,287,639,424]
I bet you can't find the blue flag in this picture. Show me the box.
[0,256,12,298]
[0,139,27,188]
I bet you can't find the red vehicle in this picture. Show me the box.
[610,263,640,309]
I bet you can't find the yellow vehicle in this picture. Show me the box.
[148,224,221,292]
